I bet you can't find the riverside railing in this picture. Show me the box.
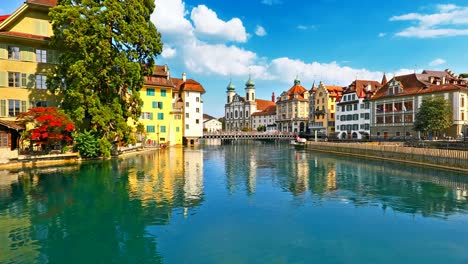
[307,142,468,170]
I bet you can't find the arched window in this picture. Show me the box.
[235,110,238,118]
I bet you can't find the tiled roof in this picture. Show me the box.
[203,114,217,120]
[171,77,206,94]
[255,99,276,111]
[0,31,49,41]
[144,65,174,87]
[326,85,344,97]
[0,15,10,23]
[371,73,468,100]
[343,80,381,98]
[252,105,276,116]
[26,0,58,7]
[0,119,25,130]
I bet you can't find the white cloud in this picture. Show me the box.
[261,0,282,5]
[378,32,386,37]
[191,5,248,43]
[151,0,194,41]
[255,25,267,37]
[161,44,177,58]
[390,4,468,38]
[297,25,308,30]
[429,58,446,66]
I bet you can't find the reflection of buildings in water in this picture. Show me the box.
[183,148,204,203]
[0,215,40,264]
[293,151,310,194]
[327,167,337,191]
[224,144,258,194]
[310,158,336,195]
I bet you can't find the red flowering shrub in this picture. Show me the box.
[18,107,75,151]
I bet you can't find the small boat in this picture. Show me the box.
[290,136,307,149]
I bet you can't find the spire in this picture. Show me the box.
[227,79,235,91]
[381,73,388,85]
[294,75,301,86]
[245,73,255,87]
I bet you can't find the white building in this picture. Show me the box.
[203,114,222,132]
[251,93,276,131]
[172,73,206,146]
[224,77,275,131]
[335,79,381,140]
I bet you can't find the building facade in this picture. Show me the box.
[335,79,381,140]
[203,115,222,132]
[251,93,276,131]
[172,73,206,146]
[224,77,275,131]
[308,82,343,136]
[0,0,60,121]
[370,70,468,139]
[140,65,182,146]
[276,78,310,133]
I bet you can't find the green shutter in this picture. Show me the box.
[21,73,27,87]
[0,44,7,59]
[21,101,27,113]
[0,72,7,87]
[20,47,34,61]
[0,100,5,117]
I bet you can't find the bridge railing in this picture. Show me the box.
[202,131,295,138]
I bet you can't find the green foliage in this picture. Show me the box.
[98,137,112,158]
[74,130,99,158]
[48,0,162,157]
[241,126,251,132]
[256,125,266,132]
[459,73,468,78]
[414,97,453,135]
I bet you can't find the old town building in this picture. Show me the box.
[335,79,381,140]
[370,69,468,139]
[251,93,277,131]
[308,82,343,137]
[276,77,310,133]
[224,77,275,131]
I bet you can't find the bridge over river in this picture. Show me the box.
[202,132,295,141]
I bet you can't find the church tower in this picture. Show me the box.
[245,74,255,102]
[226,80,236,104]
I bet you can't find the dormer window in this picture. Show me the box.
[387,80,403,95]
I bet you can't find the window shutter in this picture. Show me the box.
[21,73,27,87]
[20,47,34,61]
[0,72,7,87]
[0,100,6,117]
[0,44,7,59]
[21,101,27,113]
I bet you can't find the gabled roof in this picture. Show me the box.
[144,65,174,87]
[0,119,25,130]
[0,15,10,23]
[27,0,58,6]
[171,77,206,94]
[252,105,276,116]
[344,80,381,97]
[203,114,217,120]
[325,85,344,97]
[371,72,468,100]
[255,99,275,111]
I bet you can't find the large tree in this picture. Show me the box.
[414,96,453,137]
[48,0,162,157]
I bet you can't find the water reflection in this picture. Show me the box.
[0,144,467,263]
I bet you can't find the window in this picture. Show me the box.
[331,105,334,110]
[196,97,200,102]
[196,108,200,113]
[146,125,155,133]
[186,102,189,107]
[160,126,166,133]
[152,101,158,108]
[353,104,357,111]
[376,116,384,124]
[157,113,164,120]
[186,124,189,129]
[8,46,20,60]
[0,133,7,147]
[36,49,47,63]
[8,72,20,87]
[331,113,334,119]
[176,127,180,132]
[342,106,345,112]
[8,100,26,117]
[365,113,370,120]
[0,100,5,117]
[141,112,153,120]
[35,74,47,89]
[161,89,167,97]
[146,88,155,96]
[462,97,465,108]
[186,113,189,118]
[196,119,199,124]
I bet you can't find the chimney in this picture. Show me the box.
[272,92,276,102]
[182,72,186,82]
[366,83,372,92]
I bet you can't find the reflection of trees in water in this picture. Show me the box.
[0,148,206,264]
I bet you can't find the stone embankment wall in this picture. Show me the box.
[0,149,18,164]
[307,142,468,171]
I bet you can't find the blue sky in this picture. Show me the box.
[3,0,468,117]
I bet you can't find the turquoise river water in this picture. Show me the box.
[1,143,468,263]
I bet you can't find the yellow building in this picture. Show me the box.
[0,0,60,120]
[310,82,343,136]
[140,65,183,146]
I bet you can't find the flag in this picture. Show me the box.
[393,106,397,112]
[402,104,407,112]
